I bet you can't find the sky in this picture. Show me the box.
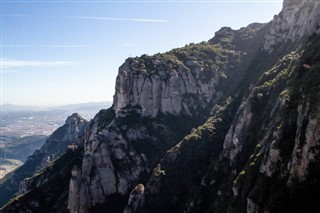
[0,0,283,106]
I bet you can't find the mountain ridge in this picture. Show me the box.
[0,113,88,209]
[1,101,111,112]
[1,0,320,212]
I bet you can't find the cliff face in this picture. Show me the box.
[130,43,320,213]
[113,57,219,117]
[67,23,267,213]
[2,0,320,212]
[264,0,320,52]
[123,1,320,211]
[113,23,265,118]
[67,110,147,213]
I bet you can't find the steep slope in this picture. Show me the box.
[1,150,83,213]
[113,25,262,118]
[67,32,259,212]
[70,22,271,213]
[1,0,320,212]
[0,113,88,209]
[125,1,320,212]
[0,23,266,213]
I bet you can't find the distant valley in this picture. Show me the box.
[0,101,111,179]
[1,0,320,212]
[1,101,111,137]
[0,159,23,179]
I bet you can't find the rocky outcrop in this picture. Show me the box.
[2,0,320,212]
[65,23,270,211]
[223,92,253,162]
[264,0,320,53]
[124,184,145,213]
[288,101,320,184]
[67,105,206,212]
[113,57,219,117]
[41,113,87,154]
[114,22,267,118]
[78,114,146,205]
[68,166,91,213]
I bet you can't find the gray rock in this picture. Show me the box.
[113,58,219,117]
[124,184,145,213]
[264,0,320,53]
[287,101,320,185]
[68,114,147,212]
[68,166,91,213]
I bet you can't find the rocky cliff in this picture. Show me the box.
[264,0,320,53]
[67,22,269,213]
[123,1,320,212]
[113,55,219,117]
[113,22,266,118]
[1,0,320,212]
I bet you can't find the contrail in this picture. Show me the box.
[67,16,168,23]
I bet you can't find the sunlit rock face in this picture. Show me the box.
[264,0,320,53]
[2,0,320,213]
[121,1,320,211]
[113,57,219,117]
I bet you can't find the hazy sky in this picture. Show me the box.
[1,0,283,106]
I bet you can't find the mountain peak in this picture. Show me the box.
[65,113,85,125]
[2,1,320,212]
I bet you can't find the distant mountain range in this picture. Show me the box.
[1,101,111,112]
[2,0,320,212]
[0,104,38,112]
[46,101,112,112]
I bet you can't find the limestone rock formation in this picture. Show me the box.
[66,21,268,213]
[264,0,320,53]
[113,56,219,117]
[76,112,146,207]
[68,166,91,213]
[287,101,320,185]
[2,0,320,212]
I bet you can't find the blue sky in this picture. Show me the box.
[1,0,283,106]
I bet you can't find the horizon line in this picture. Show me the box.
[1,45,90,48]
[0,100,113,108]
[2,0,283,3]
